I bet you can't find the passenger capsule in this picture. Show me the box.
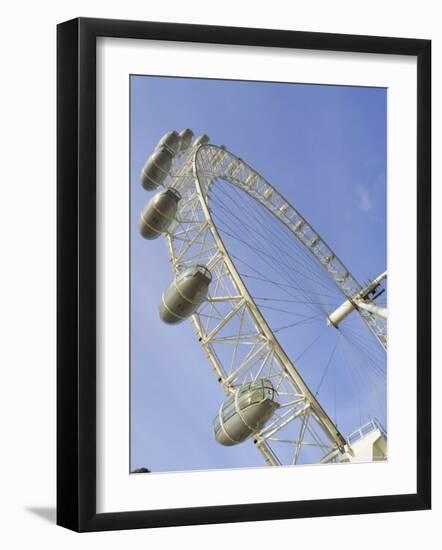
[293,219,304,232]
[227,159,242,178]
[263,187,273,201]
[156,131,181,156]
[159,265,212,324]
[245,173,258,187]
[140,146,173,190]
[279,203,289,215]
[193,134,210,148]
[210,147,226,165]
[139,188,181,240]
[213,379,279,446]
[307,235,320,249]
[178,128,194,152]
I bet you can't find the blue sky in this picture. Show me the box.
[130,75,386,472]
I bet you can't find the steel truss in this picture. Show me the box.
[161,143,387,466]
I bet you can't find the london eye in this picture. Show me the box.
[137,129,387,467]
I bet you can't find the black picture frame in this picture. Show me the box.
[57,17,431,532]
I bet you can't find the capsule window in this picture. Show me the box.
[237,380,276,409]
[250,389,265,403]
[213,415,221,433]
[238,389,264,410]
[238,382,252,395]
[175,265,211,283]
[176,267,197,281]
[196,265,212,281]
[221,398,236,422]
[166,187,181,201]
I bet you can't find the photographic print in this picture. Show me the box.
[57,18,431,530]
[130,75,387,474]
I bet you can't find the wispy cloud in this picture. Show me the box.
[355,183,373,212]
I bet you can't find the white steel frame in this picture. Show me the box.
[160,142,387,466]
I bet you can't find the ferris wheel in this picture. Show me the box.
[138,129,388,467]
